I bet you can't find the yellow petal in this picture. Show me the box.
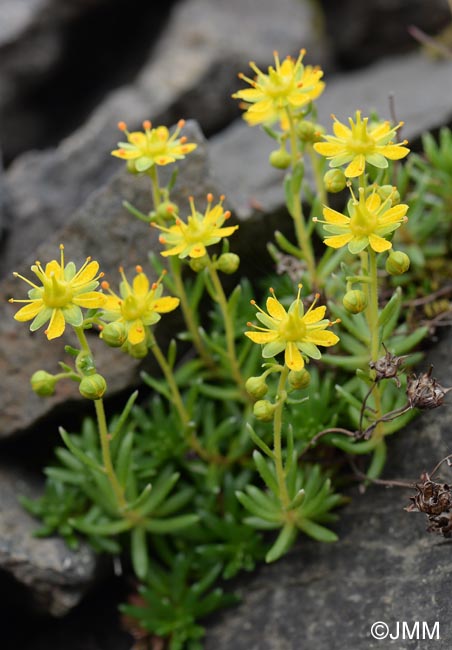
[266,296,286,320]
[323,206,350,225]
[73,261,99,286]
[102,295,122,311]
[285,342,304,371]
[111,149,141,160]
[370,122,391,140]
[189,244,207,258]
[365,193,381,212]
[128,132,147,146]
[45,260,61,278]
[153,296,180,313]
[161,244,186,257]
[73,291,106,308]
[324,233,353,249]
[244,331,278,344]
[128,320,145,345]
[13,300,44,322]
[344,154,366,178]
[313,142,345,157]
[155,126,169,141]
[46,309,65,340]
[333,120,351,139]
[133,272,149,297]
[378,145,410,160]
[378,204,408,224]
[305,330,340,346]
[368,233,392,252]
[233,88,264,101]
[304,305,326,324]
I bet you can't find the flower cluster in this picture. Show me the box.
[314,186,408,254]
[9,245,105,340]
[233,50,324,128]
[153,194,238,259]
[101,267,180,347]
[245,286,339,371]
[112,119,197,172]
[314,111,409,178]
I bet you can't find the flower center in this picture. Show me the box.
[184,218,210,244]
[279,312,306,342]
[349,205,377,237]
[347,137,375,155]
[43,277,73,308]
[121,295,146,321]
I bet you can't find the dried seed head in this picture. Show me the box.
[406,476,452,515]
[369,347,406,387]
[406,366,452,409]
[427,511,452,538]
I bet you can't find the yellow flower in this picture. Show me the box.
[9,245,105,340]
[245,286,339,371]
[313,186,408,254]
[313,111,410,178]
[232,50,325,127]
[153,194,238,259]
[100,267,179,345]
[111,119,197,172]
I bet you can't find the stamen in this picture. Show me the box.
[12,272,39,289]
[118,121,127,132]
[136,265,143,274]
[143,120,151,130]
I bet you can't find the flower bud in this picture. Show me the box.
[323,169,347,193]
[296,121,324,144]
[245,375,268,399]
[217,253,240,275]
[189,255,209,273]
[385,250,410,275]
[343,289,368,314]
[100,322,128,347]
[75,351,96,375]
[269,147,291,169]
[127,341,149,359]
[126,160,140,175]
[288,368,311,390]
[79,373,107,400]
[156,200,178,221]
[378,184,400,205]
[253,399,276,422]
[31,370,57,397]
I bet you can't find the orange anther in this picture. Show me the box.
[118,121,127,131]
[177,119,185,128]
[180,136,187,144]
[101,281,110,289]
[143,120,151,130]
[136,265,143,273]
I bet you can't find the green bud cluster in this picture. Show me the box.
[343,289,368,314]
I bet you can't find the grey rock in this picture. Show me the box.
[2,0,327,275]
[0,462,98,616]
[320,0,452,68]
[206,330,452,650]
[0,121,216,438]
[210,51,452,221]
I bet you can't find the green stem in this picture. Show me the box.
[148,330,210,460]
[273,366,290,508]
[149,165,162,210]
[74,327,127,510]
[286,110,316,285]
[307,144,327,206]
[169,256,217,371]
[206,258,247,398]
[148,331,191,428]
